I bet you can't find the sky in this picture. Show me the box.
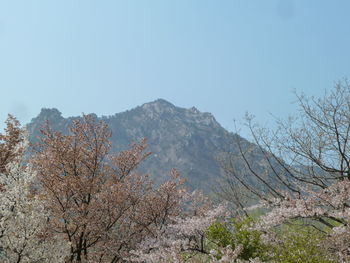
[0,0,350,136]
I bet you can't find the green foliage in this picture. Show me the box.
[206,217,271,261]
[206,221,232,247]
[206,217,337,263]
[271,225,336,263]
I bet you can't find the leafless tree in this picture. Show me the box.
[218,80,350,224]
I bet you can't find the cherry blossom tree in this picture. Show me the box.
[31,115,221,262]
[219,81,350,260]
[0,115,25,174]
[0,115,232,262]
[0,155,69,263]
[0,117,69,262]
[130,192,227,263]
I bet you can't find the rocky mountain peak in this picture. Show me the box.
[147,98,175,108]
[137,99,220,129]
[28,108,63,127]
[35,108,63,120]
[27,108,67,139]
[26,100,247,192]
[140,99,176,116]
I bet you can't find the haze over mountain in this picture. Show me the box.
[26,99,254,192]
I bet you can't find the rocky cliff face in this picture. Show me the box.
[26,99,248,192]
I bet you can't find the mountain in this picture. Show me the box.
[26,99,251,192]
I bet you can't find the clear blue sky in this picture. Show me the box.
[1,1,350,136]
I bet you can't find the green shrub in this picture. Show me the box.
[271,225,336,263]
[206,217,337,263]
[206,217,271,261]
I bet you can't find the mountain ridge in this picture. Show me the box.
[26,99,247,192]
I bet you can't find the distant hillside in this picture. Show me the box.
[26,99,257,192]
